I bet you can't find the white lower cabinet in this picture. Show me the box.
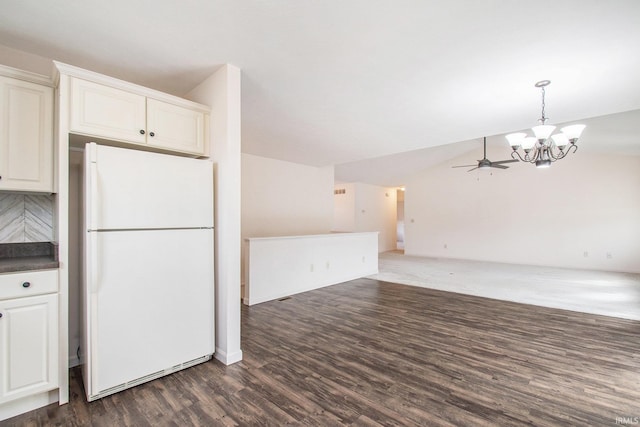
[0,293,59,405]
[0,269,59,411]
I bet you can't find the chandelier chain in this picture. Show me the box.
[540,85,546,124]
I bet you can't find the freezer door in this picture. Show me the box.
[86,228,214,397]
[85,142,213,230]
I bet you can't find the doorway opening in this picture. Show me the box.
[396,188,405,252]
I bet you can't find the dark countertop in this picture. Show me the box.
[0,242,60,273]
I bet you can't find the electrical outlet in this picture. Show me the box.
[607,252,613,259]
[444,244,447,249]
[362,256,366,263]
[583,251,589,258]
[310,264,314,272]
[326,261,330,269]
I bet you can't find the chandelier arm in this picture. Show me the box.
[529,148,541,163]
[511,149,538,164]
[548,147,564,161]
[511,151,527,162]
[550,143,578,161]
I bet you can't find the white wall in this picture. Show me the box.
[333,182,397,253]
[241,153,334,239]
[186,65,243,365]
[332,183,355,232]
[244,232,378,305]
[404,151,640,273]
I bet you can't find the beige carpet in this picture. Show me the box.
[369,251,640,320]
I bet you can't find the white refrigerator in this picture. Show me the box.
[82,142,214,401]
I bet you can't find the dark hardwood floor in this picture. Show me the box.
[5,278,640,426]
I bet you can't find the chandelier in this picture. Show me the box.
[505,80,585,168]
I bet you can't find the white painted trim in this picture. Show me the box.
[0,63,53,86]
[214,348,244,365]
[53,61,210,112]
[0,390,58,421]
[245,231,379,242]
[55,72,70,406]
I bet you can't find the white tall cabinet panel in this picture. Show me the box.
[147,98,205,155]
[0,294,59,404]
[0,76,53,192]
[70,78,146,144]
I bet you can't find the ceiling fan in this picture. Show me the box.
[452,137,519,172]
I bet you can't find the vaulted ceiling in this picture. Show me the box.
[2,1,639,185]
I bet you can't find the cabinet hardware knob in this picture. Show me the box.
[0,313,3,318]
[22,282,31,288]
[149,132,155,137]
[140,129,145,135]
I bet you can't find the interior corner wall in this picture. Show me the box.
[404,151,640,273]
[332,182,398,253]
[186,64,242,365]
[241,153,334,239]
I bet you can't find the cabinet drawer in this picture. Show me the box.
[0,270,58,300]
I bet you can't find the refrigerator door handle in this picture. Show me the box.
[89,232,100,292]
[89,161,100,231]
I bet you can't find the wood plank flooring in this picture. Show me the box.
[5,278,640,426]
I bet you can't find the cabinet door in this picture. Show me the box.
[0,76,53,192]
[146,98,205,155]
[0,294,58,404]
[70,78,146,145]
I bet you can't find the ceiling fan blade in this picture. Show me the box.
[491,164,509,169]
[491,159,519,165]
[467,167,479,172]
[452,164,477,168]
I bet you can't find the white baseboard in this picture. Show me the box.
[214,348,243,365]
[0,390,58,421]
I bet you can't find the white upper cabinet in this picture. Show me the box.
[0,74,54,193]
[146,99,205,155]
[64,66,209,157]
[70,78,146,145]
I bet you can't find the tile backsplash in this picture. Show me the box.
[0,193,54,243]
